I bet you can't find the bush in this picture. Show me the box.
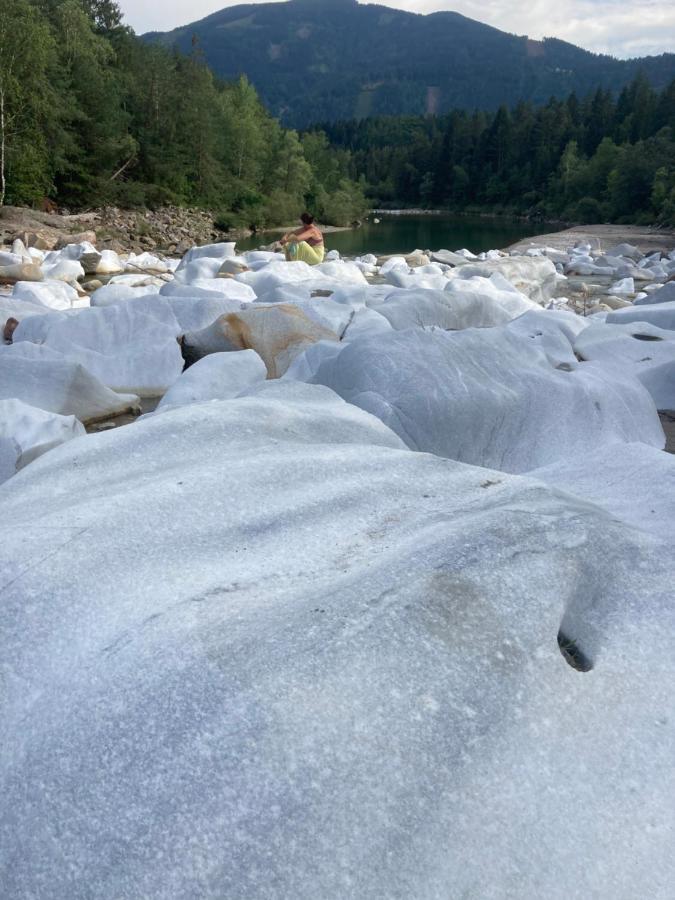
[569,196,604,224]
[263,190,302,227]
[143,184,182,210]
[111,180,150,209]
[320,179,368,226]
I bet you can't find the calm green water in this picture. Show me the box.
[235,213,543,256]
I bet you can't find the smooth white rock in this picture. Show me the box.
[89,284,158,307]
[367,281,534,332]
[107,274,164,289]
[1,295,52,326]
[282,339,347,382]
[634,282,675,306]
[41,258,85,284]
[430,249,467,266]
[314,261,368,284]
[59,241,102,275]
[175,242,236,271]
[531,442,675,541]
[574,321,675,410]
[0,251,23,267]
[167,297,245,334]
[384,270,449,291]
[0,398,85,470]
[1,387,674,898]
[156,350,267,412]
[126,252,170,274]
[378,256,409,275]
[13,304,184,395]
[240,250,285,270]
[610,277,636,295]
[0,435,19,483]
[505,309,589,368]
[302,328,664,473]
[95,250,125,275]
[454,256,559,304]
[606,302,675,331]
[0,349,139,422]
[605,242,642,261]
[12,280,80,311]
[188,278,256,302]
[173,258,224,283]
[235,260,322,296]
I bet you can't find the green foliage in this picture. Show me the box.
[144,0,675,130]
[322,76,675,226]
[0,2,366,227]
[567,197,605,224]
[0,0,60,204]
[5,0,671,230]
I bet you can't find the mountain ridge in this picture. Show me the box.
[144,0,675,127]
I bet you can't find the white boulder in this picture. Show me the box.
[175,242,236,272]
[301,328,664,473]
[609,277,635,295]
[574,321,675,410]
[12,280,81,311]
[606,301,675,331]
[156,350,267,412]
[532,442,675,542]
[1,386,674,898]
[0,398,85,472]
[0,346,139,423]
[184,304,339,378]
[13,303,184,396]
[95,250,125,276]
[454,256,559,304]
[634,282,675,306]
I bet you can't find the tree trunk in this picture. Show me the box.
[0,85,6,207]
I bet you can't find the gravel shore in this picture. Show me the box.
[507,223,675,255]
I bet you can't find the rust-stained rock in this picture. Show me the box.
[377,251,430,268]
[0,263,44,285]
[15,231,57,251]
[185,304,339,378]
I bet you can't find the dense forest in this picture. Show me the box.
[0,0,367,226]
[1,0,674,229]
[147,0,675,129]
[321,76,675,226]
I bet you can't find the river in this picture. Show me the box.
[235,213,545,256]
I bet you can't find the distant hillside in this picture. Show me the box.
[144,0,675,128]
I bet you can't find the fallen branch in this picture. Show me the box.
[109,155,136,182]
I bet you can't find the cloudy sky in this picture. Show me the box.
[119,0,675,58]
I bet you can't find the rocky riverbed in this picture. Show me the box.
[0,204,247,257]
[2,224,675,898]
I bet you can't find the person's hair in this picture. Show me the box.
[301,212,315,225]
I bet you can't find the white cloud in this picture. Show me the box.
[118,0,675,58]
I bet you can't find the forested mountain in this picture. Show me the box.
[145,0,675,128]
[321,76,675,225]
[2,0,673,227]
[0,0,366,225]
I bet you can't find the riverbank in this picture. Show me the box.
[0,205,241,256]
[507,223,675,255]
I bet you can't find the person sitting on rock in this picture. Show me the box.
[3,318,19,344]
[280,213,325,265]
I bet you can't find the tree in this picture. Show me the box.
[0,0,56,205]
[45,0,135,203]
[81,0,124,32]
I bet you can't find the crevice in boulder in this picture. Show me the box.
[557,630,593,672]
